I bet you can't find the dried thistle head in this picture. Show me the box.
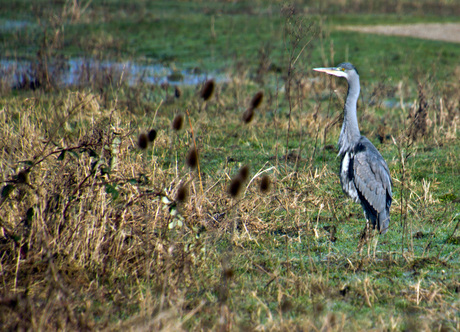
[228,176,243,197]
[186,147,198,169]
[174,86,182,98]
[138,133,148,149]
[242,108,254,123]
[201,79,215,101]
[238,165,250,181]
[260,174,271,193]
[148,129,157,142]
[176,183,188,202]
[172,114,184,131]
[250,91,264,109]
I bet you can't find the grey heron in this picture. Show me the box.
[313,63,392,234]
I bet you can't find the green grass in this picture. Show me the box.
[0,1,459,331]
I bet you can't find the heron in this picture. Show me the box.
[313,63,392,235]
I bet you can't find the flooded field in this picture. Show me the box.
[0,58,228,89]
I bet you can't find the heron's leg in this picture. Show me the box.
[357,220,371,253]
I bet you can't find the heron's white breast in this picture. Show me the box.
[340,151,359,203]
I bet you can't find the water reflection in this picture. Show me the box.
[0,58,228,89]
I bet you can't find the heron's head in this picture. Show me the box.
[313,62,359,79]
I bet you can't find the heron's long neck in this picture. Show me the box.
[338,76,361,155]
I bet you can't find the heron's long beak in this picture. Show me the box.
[313,67,347,78]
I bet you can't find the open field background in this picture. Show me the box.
[0,0,459,330]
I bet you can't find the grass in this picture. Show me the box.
[0,0,459,331]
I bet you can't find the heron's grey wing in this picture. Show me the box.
[352,145,392,214]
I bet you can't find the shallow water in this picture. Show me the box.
[0,58,228,89]
[0,19,29,31]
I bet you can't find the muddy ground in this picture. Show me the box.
[337,23,460,43]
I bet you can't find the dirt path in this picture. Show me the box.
[337,23,460,43]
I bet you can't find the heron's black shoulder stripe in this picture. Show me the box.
[354,142,366,153]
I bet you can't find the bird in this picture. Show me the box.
[313,63,392,235]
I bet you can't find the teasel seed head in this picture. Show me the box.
[242,108,254,123]
[250,91,264,109]
[260,174,271,193]
[201,79,215,101]
[186,147,198,169]
[16,170,29,184]
[175,86,182,98]
[172,114,184,131]
[148,129,157,142]
[176,183,188,202]
[223,268,234,280]
[138,133,148,149]
[228,176,243,197]
[238,165,250,181]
